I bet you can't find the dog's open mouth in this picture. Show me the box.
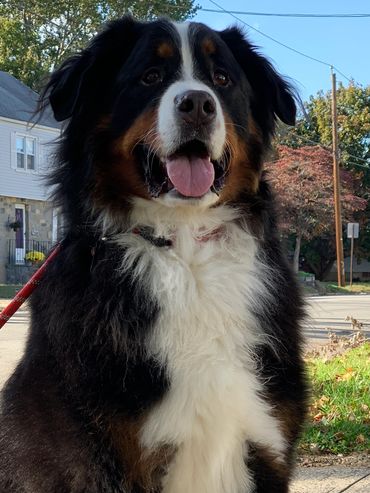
[137,140,228,198]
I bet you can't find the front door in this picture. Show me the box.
[15,204,26,264]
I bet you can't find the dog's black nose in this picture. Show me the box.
[175,90,216,126]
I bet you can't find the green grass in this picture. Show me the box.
[320,281,370,294]
[302,284,320,296]
[298,270,314,278]
[300,342,370,455]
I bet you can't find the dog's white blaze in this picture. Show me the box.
[114,199,286,493]
[157,22,226,160]
[176,22,193,80]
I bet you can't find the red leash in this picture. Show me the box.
[0,243,62,329]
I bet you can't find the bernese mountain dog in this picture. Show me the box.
[0,16,307,493]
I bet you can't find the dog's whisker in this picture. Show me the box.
[225,122,249,133]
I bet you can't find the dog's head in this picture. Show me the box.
[45,17,295,216]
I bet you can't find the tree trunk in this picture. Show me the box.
[293,234,302,273]
[320,258,336,281]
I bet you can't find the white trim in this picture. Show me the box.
[52,208,59,243]
[11,131,39,173]
[0,193,50,202]
[0,115,59,133]
[14,203,26,265]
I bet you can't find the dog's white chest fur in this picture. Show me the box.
[117,201,285,493]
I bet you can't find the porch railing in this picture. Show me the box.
[7,239,53,265]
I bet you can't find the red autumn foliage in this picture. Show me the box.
[266,145,367,240]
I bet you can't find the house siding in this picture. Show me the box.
[0,117,58,201]
[327,257,370,282]
[0,116,59,284]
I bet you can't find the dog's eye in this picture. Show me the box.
[142,69,162,85]
[213,70,230,87]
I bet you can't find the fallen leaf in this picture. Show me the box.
[356,434,366,444]
[309,443,319,453]
[336,370,356,382]
[334,432,345,442]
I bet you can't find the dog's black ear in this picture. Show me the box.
[47,54,92,122]
[43,16,140,122]
[219,26,296,138]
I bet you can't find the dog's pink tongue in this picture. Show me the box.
[166,155,214,197]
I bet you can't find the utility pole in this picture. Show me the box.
[331,68,346,286]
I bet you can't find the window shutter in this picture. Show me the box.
[34,137,39,172]
[10,131,17,169]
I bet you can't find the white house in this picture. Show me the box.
[0,71,60,284]
[328,257,370,282]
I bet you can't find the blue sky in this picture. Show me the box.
[193,1,369,101]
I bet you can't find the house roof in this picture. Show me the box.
[0,71,59,129]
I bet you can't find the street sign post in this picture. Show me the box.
[347,223,359,239]
[347,223,360,286]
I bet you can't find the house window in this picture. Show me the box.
[15,135,36,171]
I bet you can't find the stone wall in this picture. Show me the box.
[0,196,53,283]
[5,264,38,284]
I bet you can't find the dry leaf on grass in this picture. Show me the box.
[355,434,366,444]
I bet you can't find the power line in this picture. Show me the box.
[200,8,370,19]
[346,161,370,171]
[282,131,370,170]
[302,137,370,168]
[207,0,368,164]
[341,151,370,165]
[207,0,355,84]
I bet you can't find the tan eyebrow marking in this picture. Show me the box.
[202,38,216,55]
[157,42,175,58]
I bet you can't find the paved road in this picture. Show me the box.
[304,295,370,346]
[0,307,29,388]
[0,295,369,387]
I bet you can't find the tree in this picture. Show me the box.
[266,145,367,273]
[276,83,370,274]
[0,16,45,89]
[0,0,198,90]
[277,83,370,174]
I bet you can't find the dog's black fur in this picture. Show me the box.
[0,17,306,493]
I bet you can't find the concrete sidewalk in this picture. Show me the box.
[291,466,369,492]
